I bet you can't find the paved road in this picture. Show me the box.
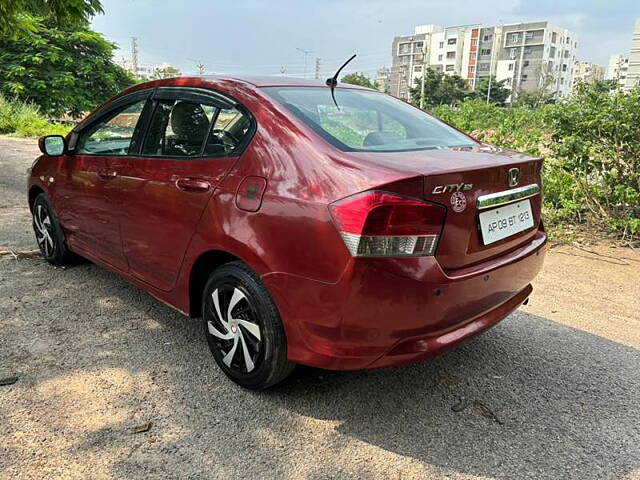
[1,136,639,479]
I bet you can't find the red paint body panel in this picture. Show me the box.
[28,76,547,370]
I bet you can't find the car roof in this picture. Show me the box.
[136,75,375,90]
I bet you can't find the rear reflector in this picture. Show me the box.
[329,191,446,257]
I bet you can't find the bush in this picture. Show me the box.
[432,83,640,240]
[0,94,71,137]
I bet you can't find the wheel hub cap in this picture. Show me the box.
[207,287,262,373]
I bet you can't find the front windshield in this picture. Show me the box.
[263,87,477,152]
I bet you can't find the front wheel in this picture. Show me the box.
[32,193,74,266]
[202,262,295,389]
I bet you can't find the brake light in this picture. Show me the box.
[329,191,446,257]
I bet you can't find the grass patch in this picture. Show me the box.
[0,95,72,138]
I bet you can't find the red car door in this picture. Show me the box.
[62,91,152,270]
[114,88,254,291]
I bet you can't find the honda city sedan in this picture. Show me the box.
[29,75,546,389]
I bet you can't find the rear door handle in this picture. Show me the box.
[98,169,117,180]
[175,177,211,193]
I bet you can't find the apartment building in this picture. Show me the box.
[606,54,629,89]
[624,19,640,91]
[390,21,577,102]
[390,24,478,100]
[572,61,604,87]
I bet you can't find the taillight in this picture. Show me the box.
[329,190,446,257]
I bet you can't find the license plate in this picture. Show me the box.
[479,199,534,245]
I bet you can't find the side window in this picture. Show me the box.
[204,106,252,156]
[142,100,214,156]
[76,100,146,155]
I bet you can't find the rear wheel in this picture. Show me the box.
[202,262,295,389]
[32,193,74,266]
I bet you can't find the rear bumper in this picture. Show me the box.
[263,229,547,370]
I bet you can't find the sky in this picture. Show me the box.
[92,0,639,78]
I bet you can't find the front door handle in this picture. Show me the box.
[175,177,211,193]
[98,169,117,180]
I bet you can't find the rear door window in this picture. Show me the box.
[142,100,253,157]
[142,100,214,156]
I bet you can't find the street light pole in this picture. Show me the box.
[296,47,313,78]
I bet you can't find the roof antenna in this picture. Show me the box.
[326,54,356,108]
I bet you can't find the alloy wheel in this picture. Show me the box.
[33,204,54,257]
[206,285,262,374]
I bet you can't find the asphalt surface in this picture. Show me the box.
[1,136,639,479]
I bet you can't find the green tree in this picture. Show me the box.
[151,65,182,80]
[0,0,102,36]
[472,76,510,106]
[410,68,470,108]
[340,72,376,89]
[0,18,135,117]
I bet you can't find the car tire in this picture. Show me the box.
[202,261,295,389]
[32,193,75,266]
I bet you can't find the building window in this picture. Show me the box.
[446,51,455,59]
[483,34,492,42]
[525,31,534,40]
[524,48,532,55]
[471,38,478,46]
[439,41,444,48]
[468,66,475,74]
[508,63,514,71]
[523,60,530,67]
[470,52,477,60]
[508,33,520,43]
[481,48,491,56]
[414,41,424,49]
[510,48,517,59]
[447,38,457,45]
[438,54,443,61]
[478,63,489,71]
[414,65,422,72]
[398,42,411,54]
[566,36,570,44]
[560,78,564,85]
[445,65,455,71]
[521,74,528,81]
[562,64,567,72]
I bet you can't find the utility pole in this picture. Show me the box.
[420,40,427,109]
[315,57,321,79]
[296,47,313,78]
[131,37,139,76]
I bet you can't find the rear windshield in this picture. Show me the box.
[263,86,477,152]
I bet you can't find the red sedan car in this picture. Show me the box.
[29,76,546,389]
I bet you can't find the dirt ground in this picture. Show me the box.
[1,136,639,479]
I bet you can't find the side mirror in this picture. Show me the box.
[38,135,67,156]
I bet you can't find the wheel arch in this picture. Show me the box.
[28,185,45,212]
[188,249,243,317]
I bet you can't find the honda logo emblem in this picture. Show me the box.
[507,168,519,187]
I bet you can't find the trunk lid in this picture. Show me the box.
[346,146,544,270]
